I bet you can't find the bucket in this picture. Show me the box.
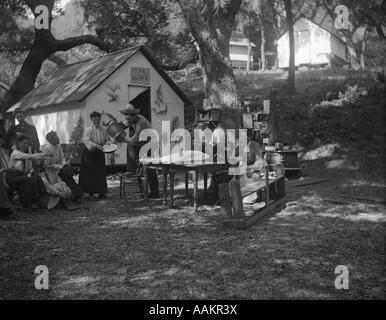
[269,152,282,165]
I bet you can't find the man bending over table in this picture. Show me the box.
[119,103,159,198]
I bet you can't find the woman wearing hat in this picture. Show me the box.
[79,111,110,199]
[119,103,159,198]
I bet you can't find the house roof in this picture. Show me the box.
[9,46,192,112]
[230,36,256,47]
[277,6,347,44]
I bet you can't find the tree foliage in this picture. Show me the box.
[82,0,198,70]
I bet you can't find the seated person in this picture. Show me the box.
[241,130,267,205]
[41,131,83,201]
[2,108,40,154]
[0,169,14,217]
[6,135,48,208]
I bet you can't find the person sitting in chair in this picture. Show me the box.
[241,129,267,205]
[41,131,83,201]
[119,103,159,198]
[3,108,40,154]
[6,135,48,208]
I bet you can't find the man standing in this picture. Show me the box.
[2,108,40,153]
[119,103,159,198]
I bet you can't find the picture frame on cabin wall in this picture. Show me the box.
[130,67,150,86]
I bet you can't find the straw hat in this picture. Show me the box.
[119,103,140,115]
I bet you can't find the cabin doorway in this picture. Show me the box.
[128,86,151,122]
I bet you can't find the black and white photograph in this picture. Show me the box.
[0,0,385,305]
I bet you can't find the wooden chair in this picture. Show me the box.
[119,162,145,199]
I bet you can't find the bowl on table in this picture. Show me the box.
[102,143,118,153]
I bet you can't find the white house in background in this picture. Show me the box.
[277,11,349,69]
[8,46,192,166]
[229,36,256,70]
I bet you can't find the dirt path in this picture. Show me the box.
[0,175,385,300]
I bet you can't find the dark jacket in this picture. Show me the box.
[3,122,40,153]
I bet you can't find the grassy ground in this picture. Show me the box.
[1,69,384,300]
[0,159,385,300]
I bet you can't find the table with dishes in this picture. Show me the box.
[140,151,229,211]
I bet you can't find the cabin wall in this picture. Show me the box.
[229,44,254,62]
[278,17,331,68]
[26,101,85,146]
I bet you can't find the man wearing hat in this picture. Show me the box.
[120,103,159,198]
[2,108,40,154]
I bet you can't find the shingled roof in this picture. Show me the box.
[9,46,192,112]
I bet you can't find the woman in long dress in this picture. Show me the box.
[79,111,110,199]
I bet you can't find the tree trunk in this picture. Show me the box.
[177,0,243,129]
[0,41,51,114]
[375,24,386,41]
[284,0,295,92]
[0,0,119,116]
[198,37,241,128]
[260,17,266,71]
[247,41,251,72]
[268,90,278,144]
[360,26,369,70]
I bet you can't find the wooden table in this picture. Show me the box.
[141,161,229,211]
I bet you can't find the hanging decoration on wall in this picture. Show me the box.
[153,85,168,115]
[171,116,180,132]
[105,84,121,102]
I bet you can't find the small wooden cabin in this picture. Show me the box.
[8,46,192,165]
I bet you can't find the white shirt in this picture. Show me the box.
[83,125,109,151]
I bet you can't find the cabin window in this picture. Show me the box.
[295,30,310,47]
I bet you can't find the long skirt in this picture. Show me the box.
[5,170,46,206]
[79,147,107,194]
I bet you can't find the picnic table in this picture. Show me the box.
[140,156,229,211]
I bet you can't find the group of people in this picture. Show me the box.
[0,102,269,217]
[0,103,159,217]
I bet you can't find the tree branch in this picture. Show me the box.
[51,35,117,53]
[48,53,67,66]
[161,52,199,71]
[0,47,31,52]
